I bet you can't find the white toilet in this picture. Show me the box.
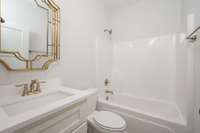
[87,111,127,133]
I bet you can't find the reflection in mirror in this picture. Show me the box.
[0,53,27,70]
[1,0,51,60]
[31,56,54,70]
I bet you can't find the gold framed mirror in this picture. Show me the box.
[0,0,60,71]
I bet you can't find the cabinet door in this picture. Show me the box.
[71,123,87,133]
[15,100,87,133]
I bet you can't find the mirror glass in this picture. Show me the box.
[1,0,52,59]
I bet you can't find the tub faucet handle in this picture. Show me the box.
[104,79,111,86]
[105,90,114,95]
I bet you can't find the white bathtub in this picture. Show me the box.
[97,94,188,133]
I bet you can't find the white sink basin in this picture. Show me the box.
[2,91,72,116]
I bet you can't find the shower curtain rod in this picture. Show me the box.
[186,26,200,41]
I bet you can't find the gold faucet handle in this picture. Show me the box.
[105,90,114,94]
[16,84,29,96]
[16,83,29,88]
[37,81,46,92]
[39,81,46,84]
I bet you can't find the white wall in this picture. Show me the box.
[0,0,110,90]
[183,0,200,30]
[111,0,182,41]
[193,32,200,133]
[57,0,111,89]
[110,0,183,102]
[112,35,177,102]
[182,0,200,133]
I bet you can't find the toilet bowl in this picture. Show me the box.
[87,111,127,133]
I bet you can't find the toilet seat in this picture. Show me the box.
[93,111,126,131]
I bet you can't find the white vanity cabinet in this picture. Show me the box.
[14,100,88,133]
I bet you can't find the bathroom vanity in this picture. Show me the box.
[0,81,98,133]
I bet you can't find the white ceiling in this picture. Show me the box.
[102,0,140,9]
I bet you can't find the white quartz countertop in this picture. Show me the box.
[0,84,97,133]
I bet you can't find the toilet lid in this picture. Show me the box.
[94,111,126,131]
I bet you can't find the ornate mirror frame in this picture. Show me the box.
[0,0,60,71]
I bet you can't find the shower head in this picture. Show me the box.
[104,29,112,35]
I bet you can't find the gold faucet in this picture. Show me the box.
[30,80,46,94]
[30,80,40,94]
[16,80,46,96]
